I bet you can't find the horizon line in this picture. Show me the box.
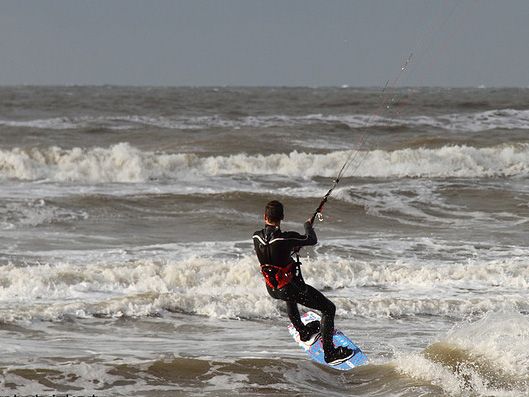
[0,84,527,89]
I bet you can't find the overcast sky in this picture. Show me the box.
[0,0,528,87]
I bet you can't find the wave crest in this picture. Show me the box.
[1,142,529,183]
[396,313,529,395]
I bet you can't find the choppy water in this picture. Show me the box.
[1,86,529,396]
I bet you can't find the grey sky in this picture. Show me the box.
[0,0,528,87]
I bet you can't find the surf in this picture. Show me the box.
[2,142,529,183]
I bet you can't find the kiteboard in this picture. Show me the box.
[288,311,368,371]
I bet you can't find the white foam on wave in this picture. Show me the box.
[446,313,529,376]
[2,142,529,183]
[0,198,88,229]
[1,359,125,395]
[321,109,529,132]
[1,108,528,132]
[0,115,203,130]
[334,179,528,228]
[0,117,79,130]
[1,252,528,322]
[438,109,529,132]
[308,255,529,291]
[396,312,529,395]
[0,256,274,322]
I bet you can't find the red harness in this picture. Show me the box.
[260,263,294,289]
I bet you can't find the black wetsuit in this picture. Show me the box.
[252,222,337,352]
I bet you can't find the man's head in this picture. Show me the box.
[264,200,284,225]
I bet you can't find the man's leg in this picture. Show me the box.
[267,277,351,362]
[286,301,304,331]
[295,284,336,353]
[296,284,353,363]
[286,300,321,342]
[268,283,320,341]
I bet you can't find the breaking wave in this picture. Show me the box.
[396,312,529,396]
[1,142,529,183]
[1,254,527,322]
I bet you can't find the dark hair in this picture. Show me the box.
[265,200,284,223]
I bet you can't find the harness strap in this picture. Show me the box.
[259,229,297,289]
[260,263,294,289]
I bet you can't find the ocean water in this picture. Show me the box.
[1,86,529,396]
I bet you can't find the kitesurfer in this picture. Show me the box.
[252,200,354,365]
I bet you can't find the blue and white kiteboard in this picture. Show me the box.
[288,311,368,371]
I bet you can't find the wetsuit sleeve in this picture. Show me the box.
[284,222,318,249]
[302,221,318,246]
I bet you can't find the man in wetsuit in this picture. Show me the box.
[252,200,353,365]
